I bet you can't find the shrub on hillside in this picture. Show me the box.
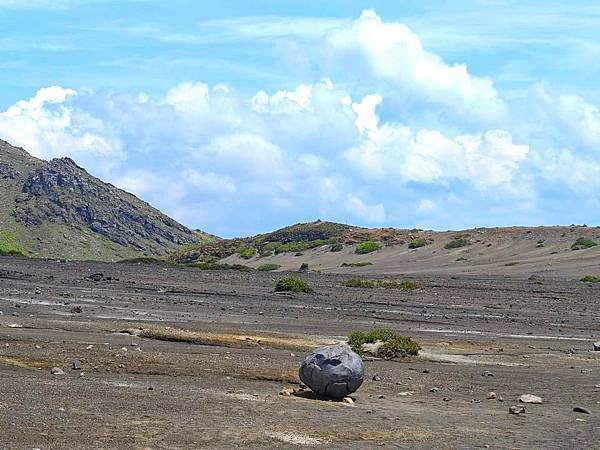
[330,242,343,252]
[274,276,313,293]
[580,275,600,283]
[444,238,470,250]
[238,247,256,259]
[572,237,598,251]
[355,241,379,254]
[408,238,432,249]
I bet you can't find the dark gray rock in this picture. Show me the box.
[593,341,600,351]
[72,360,81,370]
[299,345,364,399]
[573,406,592,414]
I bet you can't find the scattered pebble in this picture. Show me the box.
[509,405,526,415]
[72,360,81,370]
[481,371,494,377]
[50,367,65,376]
[342,397,354,404]
[519,394,543,404]
[430,387,440,393]
[593,341,600,352]
[372,375,381,382]
[486,391,497,400]
[378,394,384,399]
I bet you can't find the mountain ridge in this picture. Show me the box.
[0,139,201,260]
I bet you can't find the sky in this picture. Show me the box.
[1,0,600,237]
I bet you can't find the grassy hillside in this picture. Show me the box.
[0,139,203,261]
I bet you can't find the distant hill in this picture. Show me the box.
[172,219,600,277]
[0,139,203,260]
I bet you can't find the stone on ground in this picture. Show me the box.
[299,345,364,399]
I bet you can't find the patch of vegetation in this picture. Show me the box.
[274,276,313,293]
[572,237,598,251]
[330,242,343,252]
[408,238,432,249]
[342,278,418,290]
[444,238,470,250]
[580,275,600,283]
[0,232,27,257]
[355,241,379,254]
[348,328,420,359]
[188,261,252,271]
[257,263,281,272]
[238,246,256,259]
[275,239,328,254]
[341,261,373,267]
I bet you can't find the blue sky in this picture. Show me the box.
[1,1,600,236]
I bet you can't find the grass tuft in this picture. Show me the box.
[257,263,281,272]
[580,274,600,283]
[572,237,598,251]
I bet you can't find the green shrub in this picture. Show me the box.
[572,237,598,250]
[257,263,281,271]
[189,261,252,271]
[340,262,373,267]
[348,328,419,359]
[580,275,600,283]
[444,238,470,250]
[275,239,328,254]
[355,241,379,254]
[330,242,343,252]
[238,246,256,259]
[342,278,376,288]
[0,232,27,257]
[408,238,431,249]
[379,280,418,290]
[274,276,313,293]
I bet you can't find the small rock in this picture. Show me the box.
[497,395,504,402]
[378,394,384,399]
[486,391,497,400]
[35,288,41,294]
[258,311,264,316]
[72,360,81,370]
[443,397,451,402]
[50,367,65,375]
[422,369,430,374]
[34,344,41,349]
[372,375,381,382]
[396,392,413,397]
[481,371,494,377]
[279,387,296,396]
[70,305,83,314]
[430,387,439,393]
[509,405,526,415]
[581,369,592,374]
[573,406,592,414]
[86,344,94,350]
[519,394,543,404]
[342,397,354,404]
[593,341,600,351]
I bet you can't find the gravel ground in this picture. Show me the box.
[0,256,599,449]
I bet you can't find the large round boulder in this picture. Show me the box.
[299,345,364,398]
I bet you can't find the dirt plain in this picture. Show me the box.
[0,256,599,449]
